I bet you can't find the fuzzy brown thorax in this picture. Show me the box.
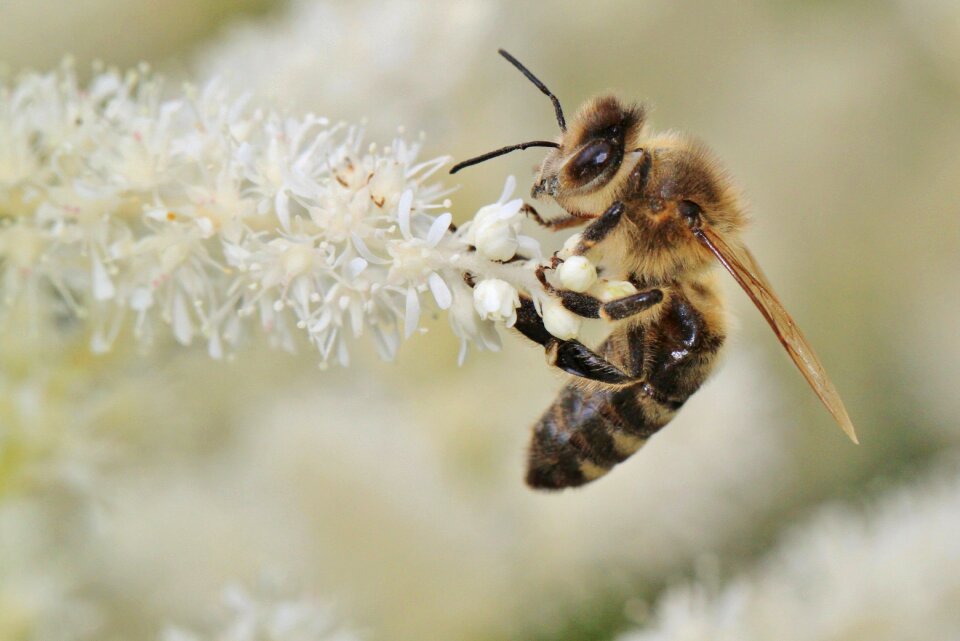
[532,96,746,283]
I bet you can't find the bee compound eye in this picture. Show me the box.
[569,140,614,183]
[678,199,703,226]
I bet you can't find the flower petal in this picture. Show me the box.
[426,212,452,247]
[404,286,420,338]
[347,257,368,278]
[91,255,115,301]
[172,291,194,345]
[275,190,291,231]
[350,233,390,265]
[428,272,452,310]
[498,175,516,203]
[500,197,524,218]
[397,189,414,240]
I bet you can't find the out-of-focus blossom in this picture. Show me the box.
[0,321,119,501]
[164,583,359,641]
[0,500,102,641]
[195,0,496,133]
[618,461,960,641]
[128,347,786,641]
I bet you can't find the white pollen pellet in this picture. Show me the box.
[556,256,597,292]
[590,279,638,302]
[559,233,583,258]
[542,298,582,340]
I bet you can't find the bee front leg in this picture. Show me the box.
[570,201,625,254]
[521,203,589,231]
[533,201,626,283]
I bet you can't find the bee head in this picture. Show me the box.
[531,96,645,214]
[447,49,742,277]
[449,51,646,213]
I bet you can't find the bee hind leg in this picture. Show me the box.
[548,339,638,384]
[513,296,640,385]
[513,295,554,346]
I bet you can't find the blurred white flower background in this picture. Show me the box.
[2,1,959,640]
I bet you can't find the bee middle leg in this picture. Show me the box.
[534,258,664,324]
[556,288,664,321]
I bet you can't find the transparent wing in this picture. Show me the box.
[696,227,859,443]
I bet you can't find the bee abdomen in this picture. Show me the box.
[526,384,667,489]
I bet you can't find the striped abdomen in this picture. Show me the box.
[526,291,724,489]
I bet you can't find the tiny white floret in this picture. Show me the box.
[474,216,519,261]
[281,244,314,279]
[473,279,520,327]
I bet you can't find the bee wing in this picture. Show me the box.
[695,227,859,444]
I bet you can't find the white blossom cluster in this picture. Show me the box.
[618,462,960,641]
[0,62,571,367]
[164,584,359,641]
[196,0,496,135]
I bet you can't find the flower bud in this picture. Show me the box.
[474,216,519,261]
[281,243,314,279]
[473,278,520,327]
[542,298,582,340]
[556,255,597,292]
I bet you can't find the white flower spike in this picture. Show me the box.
[0,64,552,367]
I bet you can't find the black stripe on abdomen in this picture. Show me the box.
[526,384,664,489]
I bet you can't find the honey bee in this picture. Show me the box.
[451,50,858,490]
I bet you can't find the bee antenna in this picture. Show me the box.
[498,49,566,132]
[449,140,560,174]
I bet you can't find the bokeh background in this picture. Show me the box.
[2,1,959,640]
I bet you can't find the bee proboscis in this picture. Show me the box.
[452,50,857,490]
